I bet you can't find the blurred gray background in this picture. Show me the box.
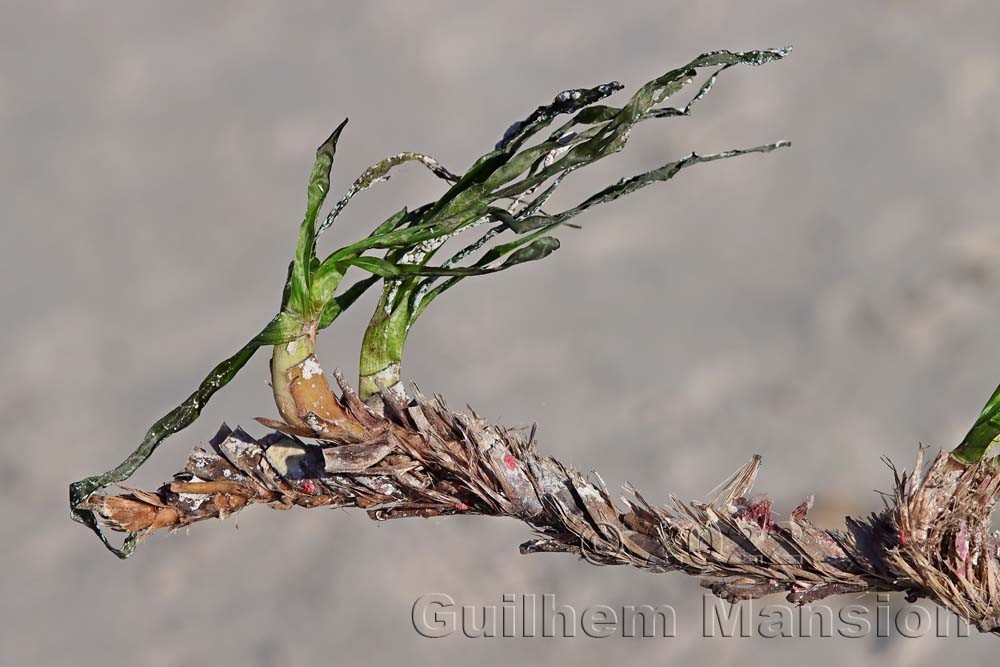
[3,1,1000,664]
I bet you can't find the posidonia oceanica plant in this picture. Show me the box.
[71,45,999,579]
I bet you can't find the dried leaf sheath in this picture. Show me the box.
[83,374,1000,634]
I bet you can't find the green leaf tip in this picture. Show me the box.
[952,383,1000,464]
[289,117,350,318]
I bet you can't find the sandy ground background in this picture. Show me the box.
[4,1,1000,664]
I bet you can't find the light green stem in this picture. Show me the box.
[359,284,412,400]
[271,330,316,426]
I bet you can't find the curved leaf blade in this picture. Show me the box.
[289,118,348,317]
